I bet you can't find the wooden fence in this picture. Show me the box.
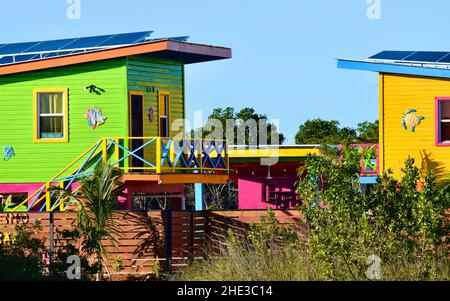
[0,210,304,277]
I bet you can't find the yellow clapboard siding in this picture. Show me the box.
[381,74,450,179]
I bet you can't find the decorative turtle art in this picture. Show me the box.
[84,106,107,129]
[401,109,425,132]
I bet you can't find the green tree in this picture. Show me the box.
[195,107,285,145]
[357,120,379,143]
[295,119,379,144]
[51,161,126,281]
[294,119,357,144]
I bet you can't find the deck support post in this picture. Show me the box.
[194,183,205,211]
[49,211,54,271]
[164,209,173,273]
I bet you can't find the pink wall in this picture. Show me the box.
[238,176,299,210]
[0,183,44,197]
[238,178,272,210]
[0,182,185,211]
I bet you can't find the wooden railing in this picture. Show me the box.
[350,143,380,176]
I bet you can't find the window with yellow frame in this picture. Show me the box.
[33,88,69,143]
[158,90,170,137]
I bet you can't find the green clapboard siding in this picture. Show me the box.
[0,58,128,183]
[126,56,185,162]
[0,55,186,185]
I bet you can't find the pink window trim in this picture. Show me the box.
[435,97,450,147]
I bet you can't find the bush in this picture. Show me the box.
[178,147,449,281]
[0,222,47,281]
[0,222,97,281]
[298,146,450,280]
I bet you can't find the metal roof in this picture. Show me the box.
[337,50,450,79]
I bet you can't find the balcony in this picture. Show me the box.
[350,143,379,184]
[14,137,230,212]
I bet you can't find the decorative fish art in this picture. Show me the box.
[84,106,107,129]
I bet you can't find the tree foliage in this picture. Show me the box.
[194,107,285,145]
[357,120,379,143]
[295,119,378,144]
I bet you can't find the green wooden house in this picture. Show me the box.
[0,31,231,212]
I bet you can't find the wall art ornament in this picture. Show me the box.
[3,146,15,161]
[84,85,105,95]
[84,106,107,129]
[148,107,155,123]
[401,109,425,132]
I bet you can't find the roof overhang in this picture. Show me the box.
[337,58,450,79]
[0,40,232,76]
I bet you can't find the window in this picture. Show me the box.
[0,193,28,210]
[34,89,68,143]
[158,91,170,137]
[436,98,450,146]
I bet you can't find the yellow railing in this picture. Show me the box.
[106,137,229,174]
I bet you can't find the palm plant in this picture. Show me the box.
[51,161,126,281]
[0,195,27,212]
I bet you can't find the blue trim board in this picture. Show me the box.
[359,176,378,184]
[337,59,450,79]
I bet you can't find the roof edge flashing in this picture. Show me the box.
[337,58,450,79]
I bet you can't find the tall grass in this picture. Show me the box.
[176,210,449,282]
[177,232,315,281]
[177,234,449,281]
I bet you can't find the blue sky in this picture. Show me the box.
[2,0,450,143]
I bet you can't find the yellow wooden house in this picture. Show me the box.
[338,51,450,180]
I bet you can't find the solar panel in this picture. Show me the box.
[97,31,153,47]
[403,51,449,62]
[0,42,42,55]
[0,31,190,66]
[24,38,85,53]
[15,54,40,63]
[369,51,415,60]
[435,53,450,63]
[369,50,450,64]
[0,56,13,64]
[58,34,117,50]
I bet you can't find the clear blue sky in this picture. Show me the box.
[1,0,450,143]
